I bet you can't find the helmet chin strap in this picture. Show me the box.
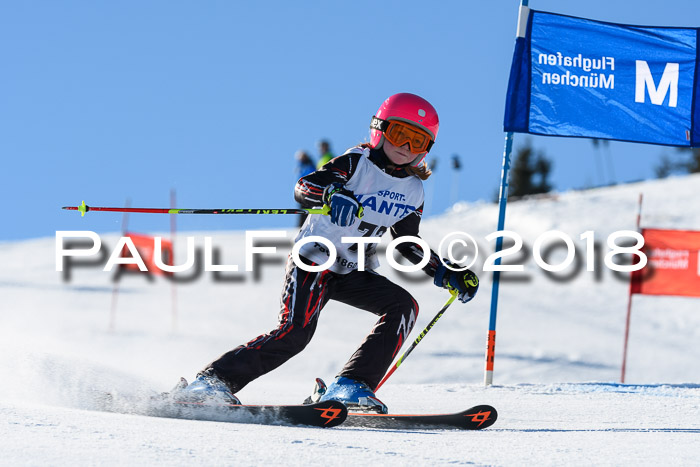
[410,153,427,167]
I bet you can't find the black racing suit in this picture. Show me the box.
[204,147,442,392]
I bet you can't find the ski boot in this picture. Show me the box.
[314,376,388,414]
[171,372,241,405]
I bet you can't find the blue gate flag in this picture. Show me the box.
[504,10,700,147]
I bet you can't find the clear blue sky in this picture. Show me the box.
[2,0,698,241]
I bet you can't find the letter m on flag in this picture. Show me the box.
[635,61,679,107]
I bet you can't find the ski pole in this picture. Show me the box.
[62,200,331,217]
[374,289,459,392]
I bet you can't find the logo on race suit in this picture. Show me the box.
[392,304,418,359]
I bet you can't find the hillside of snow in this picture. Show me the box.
[1,173,700,465]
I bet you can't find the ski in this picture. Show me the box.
[98,392,347,428]
[341,405,497,430]
[169,399,348,428]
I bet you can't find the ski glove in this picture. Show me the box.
[323,183,363,227]
[433,261,479,303]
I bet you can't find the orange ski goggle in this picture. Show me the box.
[371,117,434,154]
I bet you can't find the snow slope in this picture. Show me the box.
[1,174,700,465]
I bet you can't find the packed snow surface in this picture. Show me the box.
[2,174,700,465]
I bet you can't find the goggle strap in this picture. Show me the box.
[370,116,390,132]
[370,116,434,153]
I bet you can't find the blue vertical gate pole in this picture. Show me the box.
[484,0,530,386]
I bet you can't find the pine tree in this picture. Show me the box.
[508,141,553,199]
[655,148,700,177]
[686,148,700,173]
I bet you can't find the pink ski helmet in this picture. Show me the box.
[369,92,439,166]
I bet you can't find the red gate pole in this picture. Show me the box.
[621,193,643,383]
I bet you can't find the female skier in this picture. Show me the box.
[175,92,479,413]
